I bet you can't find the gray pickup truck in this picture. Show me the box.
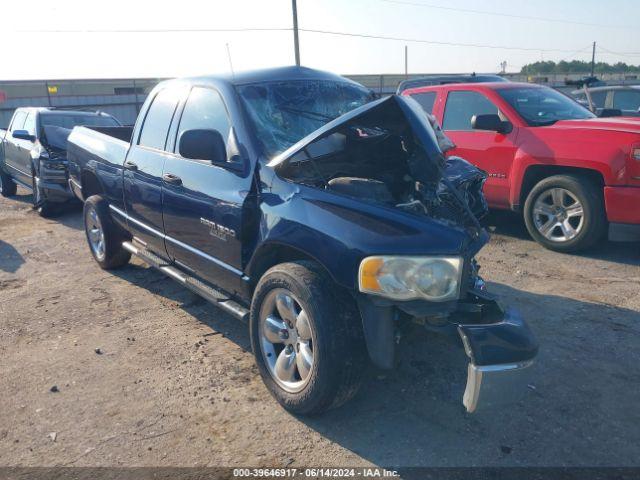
[0,107,119,216]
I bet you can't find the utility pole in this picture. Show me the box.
[404,45,408,79]
[500,61,507,74]
[292,0,300,66]
[590,41,596,77]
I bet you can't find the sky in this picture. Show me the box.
[1,0,639,80]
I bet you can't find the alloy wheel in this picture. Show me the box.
[86,206,106,261]
[532,188,584,242]
[259,289,315,393]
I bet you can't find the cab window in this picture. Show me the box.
[23,112,37,136]
[410,91,437,114]
[589,91,607,109]
[138,88,181,151]
[443,91,499,131]
[176,87,231,152]
[10,111,27,132]
[613,89,640,112]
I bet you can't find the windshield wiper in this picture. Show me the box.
[278,105,335,122]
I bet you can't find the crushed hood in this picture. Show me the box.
[41,125,73,152]
[268,95,446,180]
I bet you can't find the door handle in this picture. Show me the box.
[123,160,138,171]
[163,173,182,185]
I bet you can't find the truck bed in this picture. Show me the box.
[66,125,135,205]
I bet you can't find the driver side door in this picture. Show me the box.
[162,86,252,296]
[441,89,519,209]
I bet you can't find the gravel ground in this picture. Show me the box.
[0,187,639,468]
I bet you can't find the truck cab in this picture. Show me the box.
[0,107,120,216]
[403,82,640,251]
[67,67,537,416]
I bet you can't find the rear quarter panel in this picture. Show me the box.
[67,126,130,209]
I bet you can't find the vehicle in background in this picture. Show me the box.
[397,74,507,94]
[66,66,537,415]
[403,82,640,252]
[0,107,120,216]
[572,86,640,117]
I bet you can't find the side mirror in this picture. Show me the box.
[179,129,227,164]
[598,108,622,118]
[471,114,512,134]
[12,129,36,142]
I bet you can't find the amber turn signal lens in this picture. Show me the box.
[359,257,383,292]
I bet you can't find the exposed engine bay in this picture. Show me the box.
[274,96,488,229]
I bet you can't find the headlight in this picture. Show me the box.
[359,256,463,302]
[632,147,640,161]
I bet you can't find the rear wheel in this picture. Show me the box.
[0,170,17,197]
[250,261,367,416]
[523,174,607,252]
[83,195,131,269]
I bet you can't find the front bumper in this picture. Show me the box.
[604,186,640,225]
[358,290,538,413]
[37,160,74,202]
[457,305,536,412]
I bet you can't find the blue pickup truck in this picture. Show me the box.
[66,66,537,415]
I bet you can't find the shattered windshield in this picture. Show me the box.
[497,87,595,126]
[238,80,373,158]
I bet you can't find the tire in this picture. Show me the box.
[31,173,56,218]
[250,261,367,416]
[83,195,131,269]
[523,174,607,252]
[0,169,17,197]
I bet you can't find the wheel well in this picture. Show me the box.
[247,243,331,291]
[81,171,104,199]
[519,166,604,211]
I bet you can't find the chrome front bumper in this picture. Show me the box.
[462,360,534,413]
[456,303,538,413]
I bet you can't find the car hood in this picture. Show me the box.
[41,125,73,153]
[550,117,640,135]
[268,95,445,177]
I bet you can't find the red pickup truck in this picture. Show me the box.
[402,82,640,252]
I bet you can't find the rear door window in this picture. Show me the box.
[138,88,181,151]
[410,91,437,114]
[443,91,499,131]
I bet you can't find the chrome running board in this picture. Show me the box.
[121,241,249,322]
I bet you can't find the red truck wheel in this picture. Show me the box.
[523,174,607,252]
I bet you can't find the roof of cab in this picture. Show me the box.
[171,66,365,89]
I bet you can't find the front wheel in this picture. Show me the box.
[31,174,55,217]
[523,174,607,252]
[0,169,17,197]
[250,261,367,416]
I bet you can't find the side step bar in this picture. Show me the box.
[121,241,249,322]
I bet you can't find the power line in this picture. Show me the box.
[298,28,590,53]
[598,46,640,57]
[14,27,292,33]
[379,0,636,30]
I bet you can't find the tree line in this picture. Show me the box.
[520,60,640,75]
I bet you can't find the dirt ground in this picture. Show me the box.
[0,187,639,468]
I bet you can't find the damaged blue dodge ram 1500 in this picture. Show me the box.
[66,66,537,415]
